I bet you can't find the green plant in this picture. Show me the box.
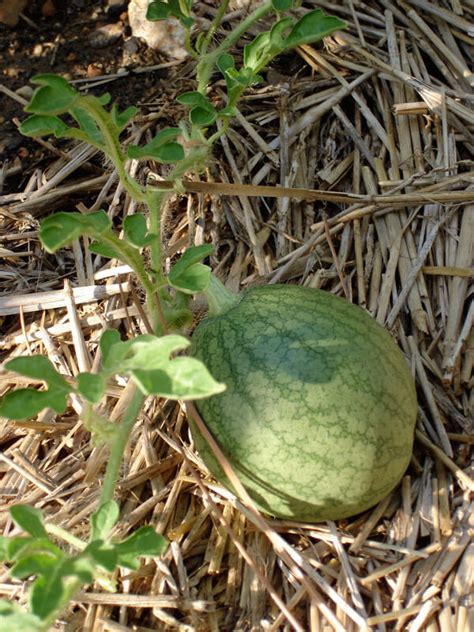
[0,2,345,628]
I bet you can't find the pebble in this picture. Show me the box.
[86,64,103,78]
[128,0,187,59]
[15,85,34,100]
[88,22,123,49]
[105,0,127,17]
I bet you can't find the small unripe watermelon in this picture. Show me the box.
[190,284,417,522]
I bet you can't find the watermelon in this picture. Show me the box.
[190,283,417,522]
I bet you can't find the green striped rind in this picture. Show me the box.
[190,285,417,522]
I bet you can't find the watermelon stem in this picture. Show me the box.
[204,275,240,316]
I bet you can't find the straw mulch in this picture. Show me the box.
[0,2,473,630]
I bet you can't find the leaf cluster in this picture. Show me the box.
[0,503,166,630]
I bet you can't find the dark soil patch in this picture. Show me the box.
[0,0,173,192]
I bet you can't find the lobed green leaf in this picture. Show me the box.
[284,10,346,49]
[0,601,43,632]
[83,540,118,573]
[5,355,69,389]
[111,104,139,130]
[115,526,167,569]
[10,551,60,580]
[20,114,70,138]
[39,210,111,253]
[29,572,64,620]
[168,244,213,294]
[25,74,79,116]
[123,214,155,248]
[76,372,106,404]
[10,505,48,539]
[91,501,119,541]
[0,387,69,419]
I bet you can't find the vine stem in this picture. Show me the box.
[99,384,145,509]
[45,524,86,550]
[197,0,274,92]
[199,0,231,55]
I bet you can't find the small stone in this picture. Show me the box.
[15,85,34,99]
[128,0,187,59]
[88,22,123,49]
[33,43,43,56]
[123,36,140,55]
[86,64,103,78]
[105,0,127,17]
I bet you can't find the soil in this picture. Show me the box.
[0,0,172,192]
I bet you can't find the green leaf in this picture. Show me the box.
[111,104,138,130]
[76,372,106,404]
[10,505,47,539]
[88,241,120,259]
[270,16,294,47]
[5,355,68,389]
[99,330,122,368]
[0,600,43,632]
[6,537,35,561]
[115,526,167,569]
[98,333,226,399]
[127,128,184,163]
[132,356,226,399]
[0,537,9,559]
[39,210,111,253]
[61,556,94,583]
[25,74,79,116]
[29,572,64,620]
[11,551,60,580]
[7,537,63,566]
[284,10,346,49]
[0,388,68,419]
[95,92,112,106]
[189,107,217,126]
[123,214,155,248]
[1,356,71,419]
[20,114,70,138]
[91,501,119,541]
[153,141,185,163]
[4,356,65,389]
[116,334,188,373]
[70,106,104,146]
[272,0,293,9]
[217,53,235,75]
[176,91,212,109]
[146,1,171,20]
[146,0,193,28]
[168,244,213,294]
[83,540,118,573]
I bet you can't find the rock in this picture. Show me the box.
[105,0,128,17]
[128,0,187,59]
[88,22,123,49]
[15,85,34,100]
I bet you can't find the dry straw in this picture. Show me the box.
[1,1,472,630]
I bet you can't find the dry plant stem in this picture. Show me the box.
[99,385,145,510]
